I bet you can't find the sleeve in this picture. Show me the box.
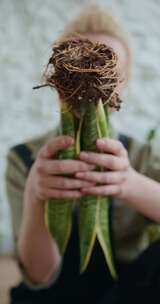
[145,141,160,183]
[5,147,62,290]
[128,136,152,176]
[128,137,160,234]
[128,136,160,183]
[144,142,160,239]
[5,148,28,251]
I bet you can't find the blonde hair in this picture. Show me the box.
[58,4,132,80]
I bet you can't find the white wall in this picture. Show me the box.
[0,0,160,252]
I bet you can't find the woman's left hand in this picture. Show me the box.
[75,137,131,199]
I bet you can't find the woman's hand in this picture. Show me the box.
[18,135,95,284]
[26,136,95,204]
[75,137,131,199]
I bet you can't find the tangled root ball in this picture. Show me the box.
[44,37,122,117]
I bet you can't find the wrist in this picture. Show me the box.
[21,180,47,239]
[24,168,44,208]
[120,167,138,201]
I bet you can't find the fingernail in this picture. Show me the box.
[80,152,88,159]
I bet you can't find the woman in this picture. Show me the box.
[6,5,160,304]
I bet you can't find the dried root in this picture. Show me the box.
[42,37,122,117]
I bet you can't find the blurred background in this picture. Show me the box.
[0,0,160,298]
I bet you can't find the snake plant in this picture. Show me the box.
[33,37,122,279]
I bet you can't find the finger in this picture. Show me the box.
[40,176,96,189]
[79,152,129,171]
[43,189,82,199]
[81,185,121,196]
[37,159,95,175]
[97,138,127,157]
[38,136,74,159]
[75,171,127,184]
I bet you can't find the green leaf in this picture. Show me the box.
[79,102,99,271]
[78,195,98,272]
[146,128,157,144]
[46,101,75,255]
[96,197,117,279]
[46,199,73,254]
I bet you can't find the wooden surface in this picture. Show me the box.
[0,256,21,304]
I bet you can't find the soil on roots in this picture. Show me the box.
[44,37,122,117]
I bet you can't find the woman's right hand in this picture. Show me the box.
[25,136,95,204]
